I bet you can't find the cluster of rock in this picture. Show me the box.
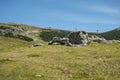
[48,37,70,45]
[108,40,120,43]
[0,23,40,40]
[49,31,108,46]
[49,31,90,46]
[0,25,24,35]
[89,35,107,44]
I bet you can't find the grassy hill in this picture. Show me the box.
[0,22,71,42]
[1,22,120,41]
[0,22,42,41]
[0,22,120,80]
[100,27,120,40]
[0,36,30,52]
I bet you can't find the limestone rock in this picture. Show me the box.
[89,35,107,44]
[48,37,69,45]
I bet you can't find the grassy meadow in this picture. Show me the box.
[0,37,120,80]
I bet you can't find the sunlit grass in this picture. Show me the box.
[0,40,120,80]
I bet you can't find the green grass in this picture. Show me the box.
[0,36,47,52]
[0,39,120,80]
[0,36,30,52]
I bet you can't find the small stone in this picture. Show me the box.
[35,74,42,77]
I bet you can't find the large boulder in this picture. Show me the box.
[68,31,89,46]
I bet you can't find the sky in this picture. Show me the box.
[0,0,120,32]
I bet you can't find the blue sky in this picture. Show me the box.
[0,0,120,32]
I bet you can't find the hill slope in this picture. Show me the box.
[0,22,120,80]
[0,22,120,41]
[0,22,42,41]
[0,36,30,52]
[100,27,120,40]
[0,22,72,42]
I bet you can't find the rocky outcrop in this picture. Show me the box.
[49,31,90,46]
[0,23,40,41]
[48,31,110,46]
[0,25,24,34]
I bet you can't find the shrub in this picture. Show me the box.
[40,29,71,41]
[16,35,33,42]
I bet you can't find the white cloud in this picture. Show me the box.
[72,17,120,24]
[78,4,120,15]
[44,10,120,24]
[91,5,120,15]
[42,3,120,24]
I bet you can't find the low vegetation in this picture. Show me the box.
[0,36,30,52]
[0,40,120,80]
[40,29,71,41]
[100,28,120,40]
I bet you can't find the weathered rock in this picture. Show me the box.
[108,40,120,43]
[0,23,40,41]
[89,35,107,44]
[68,31,89,46]
[33,43,43,47]
[48,31,112,46]
[0,29,7,35]
[28,43,43,48]
[48,37,69,45]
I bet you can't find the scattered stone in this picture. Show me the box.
[108,40,120,43]
[0,58,13,63]
[35,74,43,77]
[28,43,43,48]
[33,43,43,47]
[89,35,107,44]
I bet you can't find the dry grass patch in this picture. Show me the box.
[0,43,120,80]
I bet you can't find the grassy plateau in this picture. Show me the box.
[0,37,120,80]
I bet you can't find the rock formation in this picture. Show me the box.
[49,31,90,46]
[89,35,107,44]
[48,37,69,45]
[0,23,40,41]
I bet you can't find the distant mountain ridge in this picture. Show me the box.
[0,22,120,41]
[100,27,120,40]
